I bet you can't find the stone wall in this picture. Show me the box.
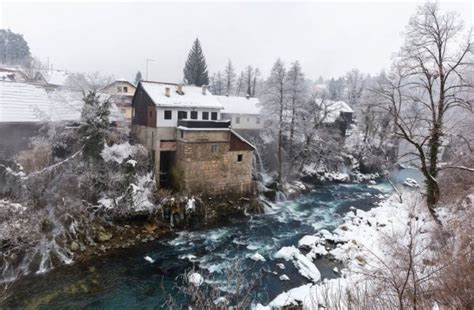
[175,139,254,196]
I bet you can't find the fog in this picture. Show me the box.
[1,1,472,81]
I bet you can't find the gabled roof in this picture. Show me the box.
[0,81,123,123]
[45,70,71,86]
[103,79,137,89]
[316,99,354,123]
[139,81,223,109]
[215,95,261,115]
[0,81,53,122]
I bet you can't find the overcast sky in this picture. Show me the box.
[1,1,472,82]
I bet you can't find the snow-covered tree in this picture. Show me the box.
[372,2,473,222]
[79,91,111,160]
[235,71,245,96]
[210,71,224,95]
[262,59,287,183]
[223,59,236,96]
[134,71,142,85]
[345,68,365,106]
[0,29,31,65]
[183,38,209,86]
[327,77,345,101]
[285,61,308,161]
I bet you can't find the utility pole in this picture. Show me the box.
[146,58,155,80]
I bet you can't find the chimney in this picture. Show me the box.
[202,85,207,95]
[246,93,250,99]
[177,84,183,95]
[165,87,170,97]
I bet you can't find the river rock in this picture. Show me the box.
[98,230,113,242]
[70,241,80,251]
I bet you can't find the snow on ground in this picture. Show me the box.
[101,142,138,164]
[259,192,443,309]
[274,246,321,283]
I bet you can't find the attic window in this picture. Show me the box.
[256,117,261,124]
[237,154,243,162]
[123,86,128,93]
[117,86,122,93]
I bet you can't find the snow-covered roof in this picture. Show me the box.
[140,81,223,109]
[215,95,261,115]
[0,81,123,123]
[0,81,53,123]
[45,70,70,86]
[317,100,354,123]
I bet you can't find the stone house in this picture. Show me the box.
[131,81,255,195]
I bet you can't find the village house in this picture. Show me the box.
[31,69,71,90]
[0,80,123,160]
[215,95,263,131]
[101,79,137,122]
[131,81,255,195]
[317,99,355,137]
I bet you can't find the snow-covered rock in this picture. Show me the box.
[188,272,203,286]
[279,274,290,281]
[274,246,321,283]
[403,177,420,188]
[144,256,155,263]
[248,252,266,262]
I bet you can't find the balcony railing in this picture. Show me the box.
[177,119,231,129]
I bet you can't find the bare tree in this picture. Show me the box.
[262,59,287,184]
[372,2,473,222]
[223,59,236,96]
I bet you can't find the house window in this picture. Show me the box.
[180,130,184,139]
[211,112,218,120]
[256,117,261,124]
[123,86,128,93]
[237,154,243,162]
[190,111,198,119]
[178,111,187,120]
[202,111,209,120]
[211,144,219,153]
[247,117,250,122]
[164,110,172,120]
[235,116,240,124]
[117,86,122,93]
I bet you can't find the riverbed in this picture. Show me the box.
[2,176,408,309]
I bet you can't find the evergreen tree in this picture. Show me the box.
[183,38,209,86]
[79,91,111,160]
[0,29,31,65]
[134,71,142,85]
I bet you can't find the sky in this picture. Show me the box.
[0,1,472,82]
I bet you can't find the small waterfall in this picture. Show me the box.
[275,191,287,203]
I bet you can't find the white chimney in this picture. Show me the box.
[177,84,183,95]
[165,87,170,97]
[202,85,207,95]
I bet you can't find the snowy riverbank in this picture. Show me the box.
[257,190,471,309]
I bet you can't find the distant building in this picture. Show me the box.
[32,70,71,89]
[0,67,27,83]
[101,79,137,122]
[318,100,355,136]
[216,95,263,131]
[0,81,123,159]
[132,81,255,195]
